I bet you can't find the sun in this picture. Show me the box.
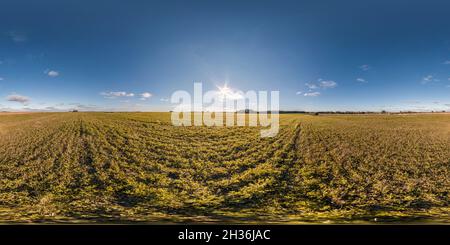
[216,83,243,100]
[217,84,232,97]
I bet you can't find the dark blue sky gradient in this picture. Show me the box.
[0,0,449,111]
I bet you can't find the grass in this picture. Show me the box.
[0,112,449,223]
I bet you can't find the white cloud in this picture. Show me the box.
[359,64,370,71]
[160,97,169,102]
[305,82,318,89]
[100,91,135,99]
[304,92,320,97]
[443,60,450,65]
[28,103,100,112]
[214,85,245,101]
[403,100,421,104]
[69,103,99,111]
[356,78,368,83]
[46,70,59,77]
[319,80,337,88]
[296,91,303,95]
[8,31,27,43]
[305,79,337,90]
[140,92,153,100]
[421,75,438,84]
[6,94,30,105]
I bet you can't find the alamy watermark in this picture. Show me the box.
[170,83,279,137]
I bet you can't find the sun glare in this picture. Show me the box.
[216,84,243,100]
[217,84,231,96]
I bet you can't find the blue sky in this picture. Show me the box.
[0,0,449,112]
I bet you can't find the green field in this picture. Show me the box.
[0,112,449,223]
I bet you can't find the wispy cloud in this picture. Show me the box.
[45,69,59,77]
[160,97,169,102]
[10,103,102,112]
[402,100,421,104]
[6,94,30,105]
[140,92,152,100]
[305,79,338,90]
[302,79,337,97]
[73,104,98,110]
[443,60,450,65]
[359,64,371,71]
[68,103,99,111]
[421,75,438,84]
[296,91,319,96]
[100,91,135,99]
[319,80,337,89]
[305,82,318,90]
[0,77,4,81]
[303,92,320,97]
[356,78,368,83]
[8,31,27,43]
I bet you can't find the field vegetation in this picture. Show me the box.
[0,112,449,223]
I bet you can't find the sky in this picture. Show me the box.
[0,0,449,112]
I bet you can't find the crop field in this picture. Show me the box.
[0,112,449,223]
